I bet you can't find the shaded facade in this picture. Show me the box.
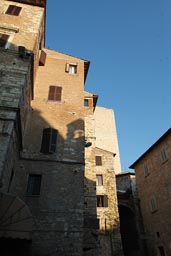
[0,0,123,255]
[130,128,171,256]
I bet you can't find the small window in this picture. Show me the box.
[161,149,167,162]
[48,86,62,101]
[158,246,166,256]
[6,5,22,16]
[97,195,108,207]
[84,99,89,107]
[40,128,58,154]
[150,197,157,212]
[96,156,102,166]
[96,175,103,186]
[144,164,150,177]
[39,50,46,66]
[26,174,42,195]
[0,33,10,48]
[65,63,77,74]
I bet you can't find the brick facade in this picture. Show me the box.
[0,1,124,255]
[130,128,171,256]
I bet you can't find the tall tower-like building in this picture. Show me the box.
[0,1,123,255]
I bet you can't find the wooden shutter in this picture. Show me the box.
[65,63,69,72]
[48,86,62,101]
[39,50,46,66]
[96,156,102,166]
[40,128,58,153]
[104,195,108,207]
[49,128,58,153]
[40,128,51,153]
[0,34,9,48]
[6,5,22,16]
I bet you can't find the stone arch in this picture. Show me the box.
[118,204,139,256]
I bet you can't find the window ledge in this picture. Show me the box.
[0,23,19,33]
[162,159,169,165]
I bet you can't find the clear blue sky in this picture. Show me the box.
[45,0,171,171]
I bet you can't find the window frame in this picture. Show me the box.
[48,86,62,101]
[40,128,58,154]
[96,156,102,166]
[161,149,168,162]
[65,63,77,74]
[144,164,150,177]
[97,195,108,207]
[0,33,10,48]
[26,174,42,196]
[96,175,103,186]
[150,197,158,213]
[5,5,22,16]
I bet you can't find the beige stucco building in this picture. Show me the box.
[0,0,123,255]
[130,128,171,256]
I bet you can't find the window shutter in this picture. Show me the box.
[0,34,9,48]
[48,86,62,101]
[48,86,56,101]
[40,128,51,153]
[6,5,21,16]
[39,50,46,66]
[65,63,69,72]
[96,156,102,166]
[88,99,93,107]
[5,5,14,14]
[49,128,58,153]
[40,128,58,153]
[104,195,108,207]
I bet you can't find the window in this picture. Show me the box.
[97,195,108,207]
[96,156,102,166]
[0,33,9,48]
[150,197,157,212]
[26,174,42,195]
[84,99,89,107]
[144,164,150,177]
[65,63,77,74]
[40,128,58,154]
[158,246,166,256]
[48,86,62,101]
[39,50,46,66]
[96,175,103,186]
[161,149,167,162]
[6,5,22,16]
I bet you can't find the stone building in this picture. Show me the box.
[0,0,124,255]
[130,128,171,256]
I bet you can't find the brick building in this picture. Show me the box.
[130,128,171,256]
[0,0,123,255]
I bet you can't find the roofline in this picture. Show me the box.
[95,147,116,156]
[130,128,171,169]
[116,171,135,177]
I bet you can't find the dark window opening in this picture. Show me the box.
[40,128,58,154]
[26,174,41,195]
[84,99,89,106]
[97,195,108,207]
[0,33,9,48]
[7,168,14,193]
[6,5,22,16]
[48,86,62,101]
[158,246,166,256]
[96,156,102,166]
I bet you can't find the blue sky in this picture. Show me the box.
[46,0,171,171]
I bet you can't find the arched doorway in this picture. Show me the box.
[119,204,139,256]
